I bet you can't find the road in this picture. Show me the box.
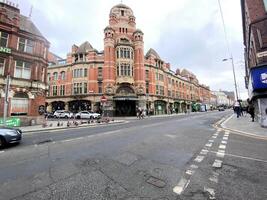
[0,111,266,200]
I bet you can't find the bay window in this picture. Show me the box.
[0,58,5,75]
[15,60,31,79]
[18,38,34,53]
[0,31,8,47]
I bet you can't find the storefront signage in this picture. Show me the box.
[0,46,11,54]
[0,118,21,127]
[251,66,267,90]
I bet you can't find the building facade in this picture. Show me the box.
[0,1,49,125]
[241,0,267,125]
[47,4,211,116]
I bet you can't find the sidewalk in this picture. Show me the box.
[20,119,125,134]
[221,114,267,138]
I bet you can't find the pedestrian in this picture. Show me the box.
[234,101,241,118]
[247,100,255,122]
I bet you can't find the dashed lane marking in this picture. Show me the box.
[0,151,4,154]
[209,172,219,183]
[204,187,216,199]
[209,139,214,143]
[219,144,226,149]
[186,169,195,175]
[223,136,228,140]
[194,155,205,163]
[173,178,190,195]
[221,140,227,144]
[200,149,209,155]
[212,136,217,139]
[216,152,225,158]
[212,159,223,168]
[205,143,213,148]
[190,164,199,169]
[210,150,267,163]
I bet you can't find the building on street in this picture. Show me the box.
[241,0,267,126]
[0,1,49,125]
[47,3,211,116]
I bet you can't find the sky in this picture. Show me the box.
[18,0,247,99]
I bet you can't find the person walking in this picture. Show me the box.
[234,101,241,118]
[247,99,255,122]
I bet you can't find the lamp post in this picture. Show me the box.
[222,56,239,101]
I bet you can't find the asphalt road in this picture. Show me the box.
[0,111,266,200]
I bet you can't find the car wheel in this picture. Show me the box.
[90,116,93,120]
[76,116,81,119]
[65,115,68,119]
[0,137,6,149]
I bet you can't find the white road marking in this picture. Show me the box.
[221,140,227,144]
[219,144,226,149]
[173,178,190,195]
[212,159,223,168]
[0,151,4,154]
[218,149,225,153]
[212,136,217,139]
[165,134,177,138]
[194,155,205,163]
[205,143,213,148]
[209,139,214,143]
[216,152,225,158]
[190,164,199,169]
[213,133,218,136]
[225,131,230,135]
[200,149,209,155]
[209,172,219,183]
[210,151,267,163]
[223,136,228,140]
[204,187,216,199]
[186,169,195,175]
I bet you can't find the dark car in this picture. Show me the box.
[0,127,22,148]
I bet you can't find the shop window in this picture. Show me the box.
[15,60,31,79]
[11,93,29,116]
[0,31,8,47]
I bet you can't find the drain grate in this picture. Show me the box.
[146,176,166,188]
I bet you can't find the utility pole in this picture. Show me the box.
[3,75,10,126]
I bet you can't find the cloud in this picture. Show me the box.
[19,0,247,98]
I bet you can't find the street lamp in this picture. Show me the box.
[222,56,239,101]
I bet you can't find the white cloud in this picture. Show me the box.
[19,0,247,99]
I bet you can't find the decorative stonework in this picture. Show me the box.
[105,84,115,94]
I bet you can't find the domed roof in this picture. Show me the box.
[110,3,134,17]
[77,41,93,53]
[145,48,161,59]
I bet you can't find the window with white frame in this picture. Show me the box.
[0,31,8,47]
[60,85,65,96]
[53,72,58,80]
[15,60,31,79]
[0,58,5,75]
[73,82,87,94]
[53,86,58,96]
[18,38,34,53]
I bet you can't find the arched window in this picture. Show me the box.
[53,72,58,80]
[60,71,65,80]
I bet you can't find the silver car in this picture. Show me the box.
[0,127,22,148]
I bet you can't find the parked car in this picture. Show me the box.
[44,112,54,118]
[53,110,73,118]
[218,107,225,111]
[0,127,22,148]
[75,111,101,119]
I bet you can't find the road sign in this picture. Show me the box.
[0,118,21,127]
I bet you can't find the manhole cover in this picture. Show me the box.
[146,176,166,188]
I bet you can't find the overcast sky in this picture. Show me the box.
[18,0,247,99]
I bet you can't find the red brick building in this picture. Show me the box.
[241,0,267,124]
[0,1,49,125]
[47,4,211,116]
